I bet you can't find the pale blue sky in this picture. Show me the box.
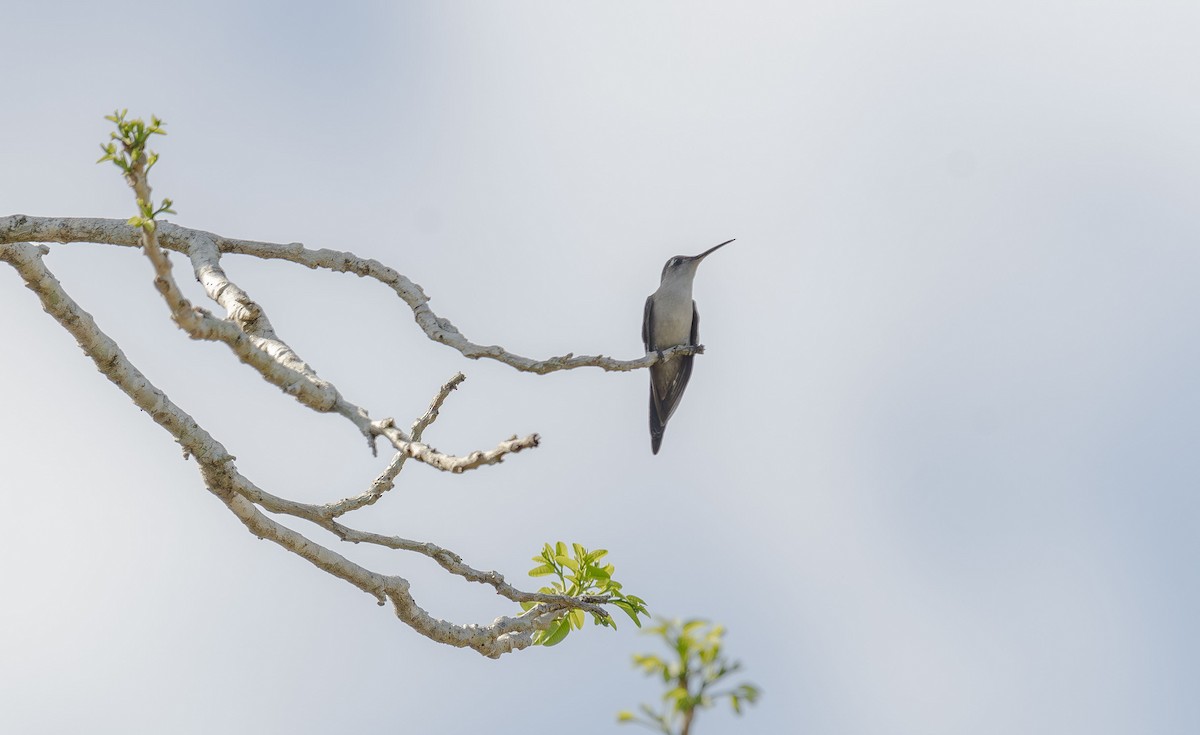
[2,2,1199,733]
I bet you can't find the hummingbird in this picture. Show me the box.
[642,239,734,454]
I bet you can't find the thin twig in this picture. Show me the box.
[324,372,467,517]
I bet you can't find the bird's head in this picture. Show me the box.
[659,239,734,282]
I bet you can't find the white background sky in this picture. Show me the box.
[2,2,1198,733]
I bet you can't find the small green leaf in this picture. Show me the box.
[633,654,664,674]
[613,600,644,627]
[540,617,571,647]
[527,564,557,577]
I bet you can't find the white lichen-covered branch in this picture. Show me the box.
[0,214,703,374]
[0,240,611,657]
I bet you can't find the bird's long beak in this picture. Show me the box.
[694,238,735,261]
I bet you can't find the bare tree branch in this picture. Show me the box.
[0,214,541,467]
[0,215,704,375]
[325,372,466,518]
[0,241,597,658]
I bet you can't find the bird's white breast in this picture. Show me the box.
[650,280,695,349]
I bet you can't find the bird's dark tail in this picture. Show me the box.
[649,391,665,454]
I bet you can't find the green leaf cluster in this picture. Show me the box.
[524,541,649,646]
[96,110,176,231]
[618,618,761,735]
[96,109,166,174]
[127,196,176,232]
